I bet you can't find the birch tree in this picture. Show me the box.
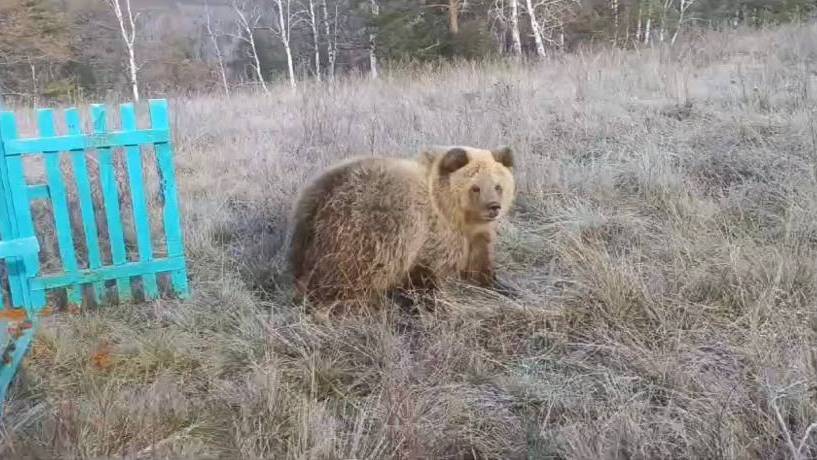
[558,17,565,49]
[232,0,269,93]
[610,0,619,44]
[488,0,508,54]
[643,0,652,44]
[27,56,38,100]
[106,0,140,101]
[671,0,697,45]
[305,0,321,81]
[509,0,522,57]
[524,0,546,58]
[369,0,379,79]
[525,0,577,56]
[320,0,338,80]
[205,1,230,97]
[658,0,672,43]
[268,0,300,89]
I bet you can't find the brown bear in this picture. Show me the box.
[288,145,515,312]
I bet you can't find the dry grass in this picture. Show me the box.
[2,24,817,459]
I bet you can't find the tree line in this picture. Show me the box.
[0,0,814,104]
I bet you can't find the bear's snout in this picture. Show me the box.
[486,202,501,219]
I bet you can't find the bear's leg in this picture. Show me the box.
[462,232,496,286]
[462,232,518,298]
[292,272,310,304]
[387,264,437,313]
[406,264,439,292]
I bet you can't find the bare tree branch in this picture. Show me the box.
[232,0,269,93]
[768,381,816,460]
[205,0,231,97]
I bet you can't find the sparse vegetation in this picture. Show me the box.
[1,23,817,459]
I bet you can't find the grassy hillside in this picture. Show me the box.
[2,24,817,459]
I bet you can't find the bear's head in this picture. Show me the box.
[425,145,515,228]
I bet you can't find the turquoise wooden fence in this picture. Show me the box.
[0,99,189,413]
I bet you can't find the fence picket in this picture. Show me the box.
[120,104,158,299]
[66,109,104,304]
[39,110,83,305]
[149,100,189,298]
[91,105,132,302]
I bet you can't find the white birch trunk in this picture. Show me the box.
[524,0,546,58]
[307,0,321,81]
[369,0,379,79]
[671,0,695,45]
[273,0,297,88]
[489,0,507,53]
[644,17,651,44]
[611,0,619,44]
[28,57,37,98]
[233,2,269,94]
[643,0,652,45]
[671,0,683,44]
[205,1,230,97]
[558,16,565,49]
[249,29,268,92]
[509,0,522,57]
[126,44,138,101]
[320,0,337,81]
[108,0,140,101]
[658,0,671,43]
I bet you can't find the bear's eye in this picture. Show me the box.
[495,184,502,192]
[471,185,481,193]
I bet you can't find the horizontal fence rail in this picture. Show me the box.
[2,130,171,156]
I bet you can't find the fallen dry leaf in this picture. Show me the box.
[90,342,114,371]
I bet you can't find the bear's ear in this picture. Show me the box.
[439,147,469,175]
[492,146,514,168]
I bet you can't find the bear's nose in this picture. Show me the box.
[487,202,501,212]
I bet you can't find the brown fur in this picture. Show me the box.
[288,145,515,312]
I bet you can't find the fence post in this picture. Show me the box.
[0,97,26,308]
[149,100,189,298]
[0,112,45,312]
